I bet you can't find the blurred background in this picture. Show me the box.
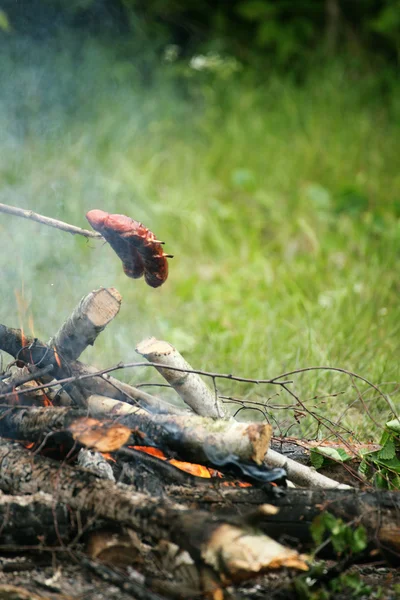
[0,1,399,437]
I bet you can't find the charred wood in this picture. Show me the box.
[0,442,307,581]
[0,491,72,546]
[0,326,186,414]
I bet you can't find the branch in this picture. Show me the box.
[0,202,103,239]
[48,287,122,361]
[136,337,224,418]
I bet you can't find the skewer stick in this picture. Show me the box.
[0,202,103,239]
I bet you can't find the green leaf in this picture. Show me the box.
[310,514,326,546]
[386,418,400,434]
[315,447,352,463]
[310,449,325,469]
[378,436,396,460]
[352,526,368,553]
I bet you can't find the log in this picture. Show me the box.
[0,442,308,582]
[0,491,72,546]
[136,337,224,417]
[0,325,186,414]
[0,403,277,482]
[47,287,122,362]
[88,395,273,466]
[168,485,400,562]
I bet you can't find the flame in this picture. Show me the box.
[53,347,62,369]
[42,393,53,407]
[101,452,116,463]
[131,446,252,485]
[24,442,35,449]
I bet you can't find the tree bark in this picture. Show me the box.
[169,485,400,562]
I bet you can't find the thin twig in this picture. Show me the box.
[0,203,103,239]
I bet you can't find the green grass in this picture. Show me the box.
[1,38,399,440]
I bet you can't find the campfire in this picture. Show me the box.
[0,204,399,599]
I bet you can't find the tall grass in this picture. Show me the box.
[1,37,399,438]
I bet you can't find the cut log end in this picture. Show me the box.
[84,287,122,327]
[136,337,174,357]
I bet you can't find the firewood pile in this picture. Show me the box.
[0,206,399,599]
[0,286,399,599]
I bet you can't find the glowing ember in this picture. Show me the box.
[53,347,62,369]
[131,446,252,485]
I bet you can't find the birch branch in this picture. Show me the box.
[136,337,224,418]
[48,287,122,361]
[0,202,102,239]
[265,448,351,490]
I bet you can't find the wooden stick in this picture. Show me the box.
[0,202,102,239]
[265,448,351,490]
[136,337,224,418]
[48,287,122,362]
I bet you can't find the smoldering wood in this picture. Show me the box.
[0,442,307,581]
[0,325,186,414]
[0,491,72,546]
[0,403,274,483]
[89,396,273,465]
[47,287,122,362]
[136,337,224,417]
[169,485,400,563]
[0,406,87,445]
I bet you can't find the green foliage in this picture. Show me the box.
[359,420,400,489]
[311,513,368,556]
[310,447,352,470]
[0,37,399,438]
[1,0,400,69]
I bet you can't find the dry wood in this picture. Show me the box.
[169,485,400,562]
[0,202,102,239]
[88,395,272,465]
[0,325,186,414]
[0,442,308,581]
[136,337,224,417]
[48,288,122,362]
[265,448,351,489]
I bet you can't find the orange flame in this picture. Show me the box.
[53,347,62,369]
[101,452,116,463]
[131,446,252,485]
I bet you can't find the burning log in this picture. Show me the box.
[0,324,186,415]
[0,442,308,584]
[136,337,224,418]
[88,395,273,467]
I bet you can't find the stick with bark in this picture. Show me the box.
[0,203,102,239]
[136,337,224,417]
